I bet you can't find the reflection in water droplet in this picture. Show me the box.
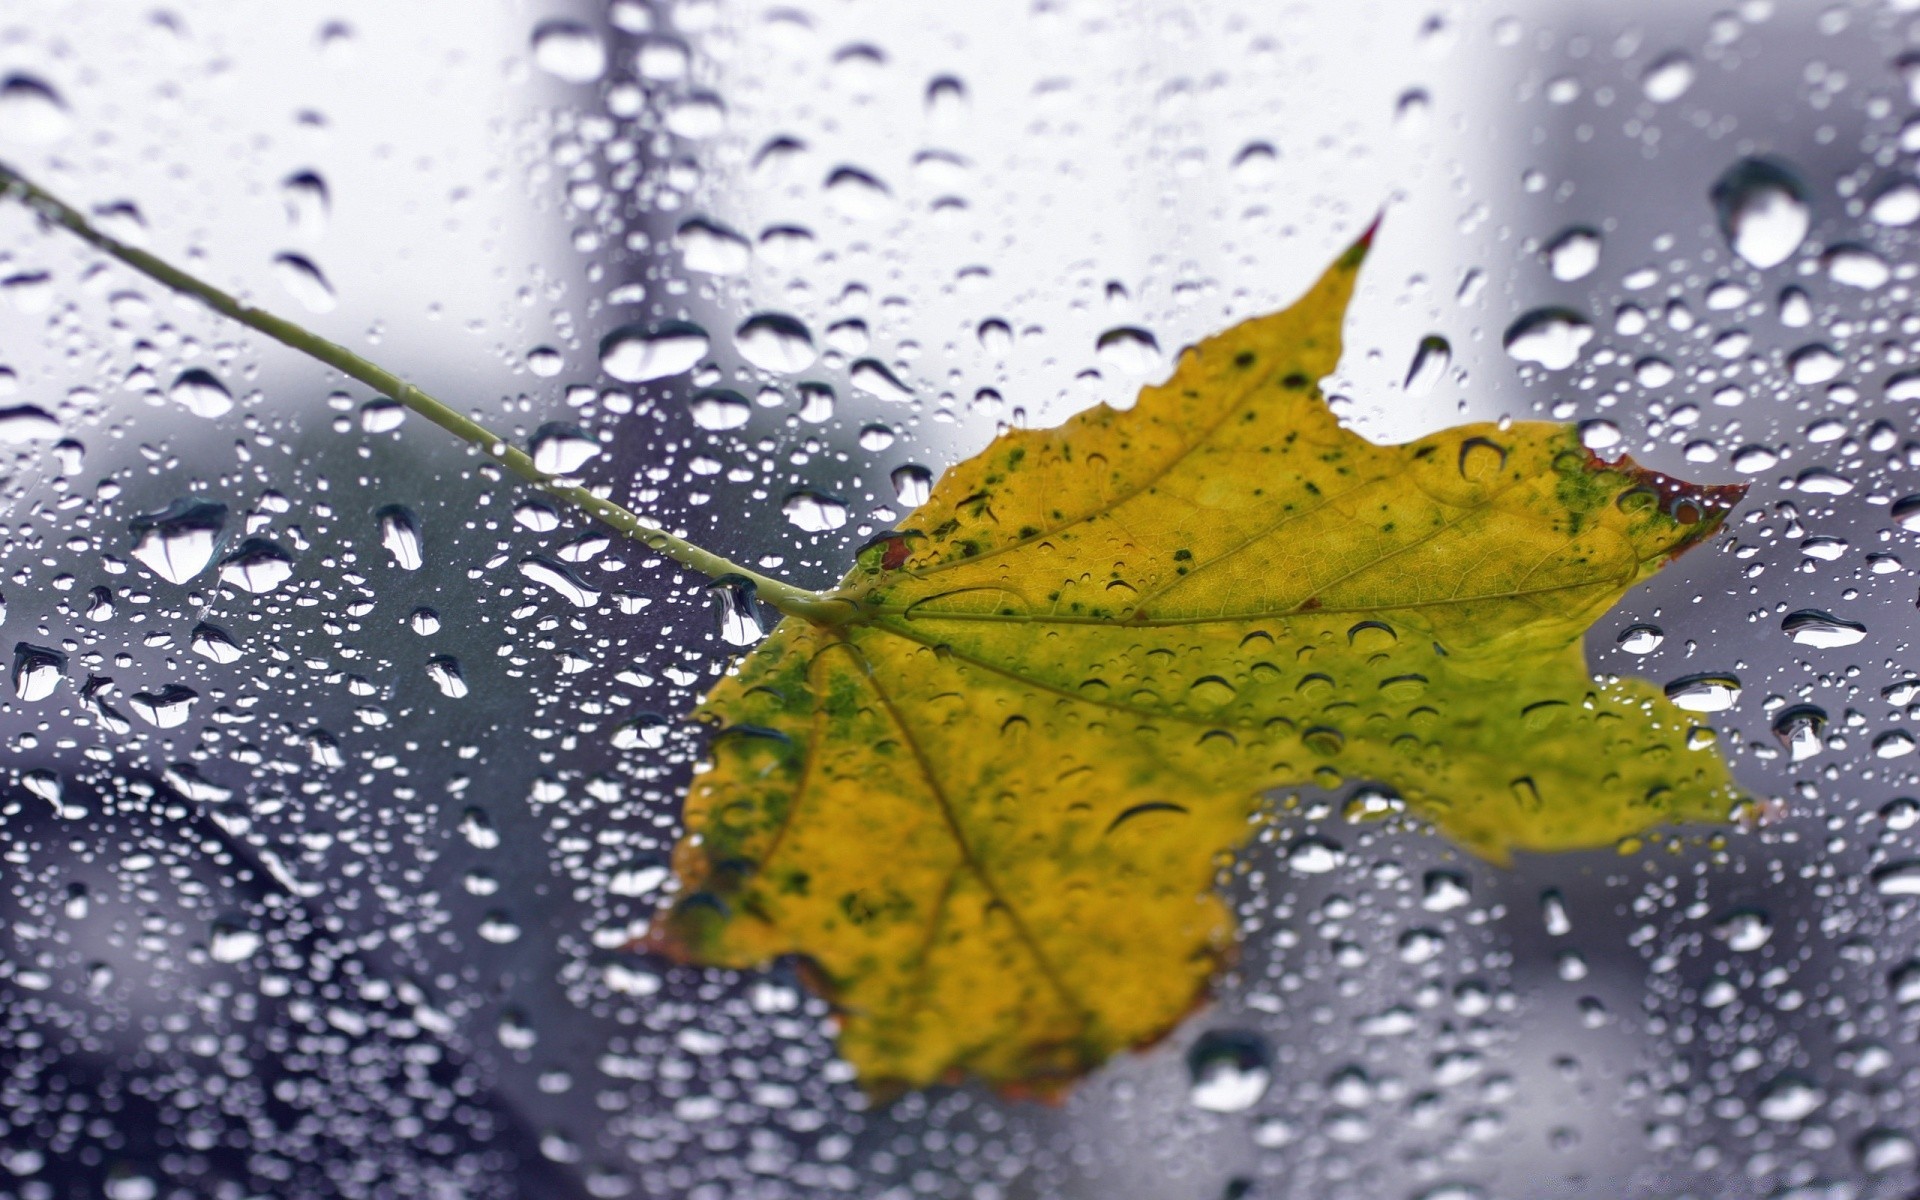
[190,623,242,664]
[599,321,709,383]
[1616,624,1663,654]
[529,422,600,475]
[130,499,229,585]
[0,75,70,144]
[376,505,423,571]
[1545,227,1602,281]
[890,464,933,507]
[1664,672,1740,713]
[782,490,848,533]
[1502,308,1592,369]
[1095,327,1161,374]
[167,369,233,419]
[130,683,198,729]
[1187,1030,1272,1113]
[850,359,913,402]
[675,217,751,274]
[12,643,65,702]
[273,253,336,313]
[1404,335,1450,396]
[689,389,752,430]
[518,557,601,608]
[0,404,60,442]
[425,656,467,699]
[1771,704,1826,763]
[1711,156,1809,269]
[710,578,766,647]
[1781,609,1865,649]
[218,539,295,594]
[736,313,817,372]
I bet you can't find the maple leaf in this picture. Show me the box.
[657,231,1747,1097]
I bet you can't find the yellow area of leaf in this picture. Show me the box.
[655,232,1747,1097]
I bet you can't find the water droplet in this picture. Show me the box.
[0,404,60,442]
[1664,672,1740,713]
[823,166,893,218]
[478,911,521,944]
[1541,889,1572,936]
[1876,730,1917,760]
[1869,180,1920,227]
[529,422,600,475]
[12,643,65,701]
[710,577,766,646]
[1892,495,1920,532]
[218,539,295,594]
[1617,624,1664,654]
[890,465,933,507]
[272,253,336,313]
[1731,445,1778,473]
[166,368,233,419]
[518,557,601,608]
[665,93,726,139]
[1711,156,1809,269]
[460,806,500,849]
[376,505,423,571]
[130,683,197,729]
[190,623,242,664]
[1876,860,1920,895]
[1756,1075,1825,1122]
[599,321,708,383]
[1772,704,1826,762]
[1640,52,1695,102]
[1187,1030,1272,1113]
[675,217,750,274]
[613,713,670,751]
[208,923,262,964]
[1579,420,1622,452]
[130,499,228,585]
[0,75,70,144]
[1095,327,1162,374]
[1781,609,1865,649]
[850,359,913,402]
[531,20,606,82]
[610,861,670,896]
[1825,243,1890,290]
[1545,227,1602,281]
[1422,870,1471,911]
[1287,836,1345,874]
[926,75,968,125]
[280,170,329,239]
[1502,308,1592,370]
[782,490,848,532]
[735,313,817,372]
[1404,335,1451,396]
[1715,908,1773,951]
[689,388,751,431]
[360,398,405,432]
[797,381,835,423]
[1788,343,1842,384]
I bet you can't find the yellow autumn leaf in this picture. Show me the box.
[654,230,1747,1098]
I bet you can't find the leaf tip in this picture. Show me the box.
[1340,212,1385,269]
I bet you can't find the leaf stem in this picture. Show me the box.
[0,159,849,624]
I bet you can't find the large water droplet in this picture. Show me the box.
[599,321,708,382]
[1664,672,1740,713]
[280,170,329,239]
[130,683,198,729]
[190,623,242,664]
[0,75,70,144]
[273,253,336,312]
[12,642,65,702]
[1502,308,1592,370]
[1781,609,1865,649]
[890,464,933,507]
[689,389,751,430]
[710,577,766,647]
[376,505,424,571]
[1545,227,1602,281]
[529,422,601,475]
[1771,704,1826,763]
[217,538,295,594]
[736,313,817,373]
[782,490,848,532]
[518,556,601,607]
[675,218,750,274]
[0,404,60,442]
[1187,1030,1273,1113]
[1711,156,1810,270]
[531,20,606,82]
[425,655,468,699]
[1404,335,1451,396]
[130,499,228,585]
[168,368,233,419]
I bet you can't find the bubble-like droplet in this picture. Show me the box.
[0,75,71,144]
[425,655,468,699]
[167,368,233,419]
[1187,1030,1273,1113]
[531,20,606,83]
[217,539,295,594]
[1825,244,1890,290]
[689,389,752,431]
[190,623,242,664]
[273,253,336,313]
[1502,308,1592,370]
[1755,1075,1825,1122]
[1664,672,1740,713]
[130,683,198,729]
[1616,623,1664,654]
[518,557,601,608]
[1771,704,1826,763]
[1545,227,1602,281]
[612,713,670,752]
[1095,327,1162,375]
[1781,609,1865,649]
[1869,180,1920,227]
[12,643,65,702]
[1287,836,1345,874]
[376,505,424,571]
[130,499,228,585]
[782,490,848,533]
[735,313,817,373]
[823,166,893,218]
[1640,52,1695,102]
[1731,445,1779,474]
[208,923,262,964]
[360,398,404,432]
[1715,908,1772,951]
[0,404,60,443]
[1711,156,1810,270]
[850,359,913,402]
[1404,335,1451,396]
[675,218,751,274]
[1787,343,1842,385]
[709,577,766,647]
[280,170,329,239]
[529,422,601,475]
[598,321,709,383]
[460,806,500,850]
[890,464,933,507]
